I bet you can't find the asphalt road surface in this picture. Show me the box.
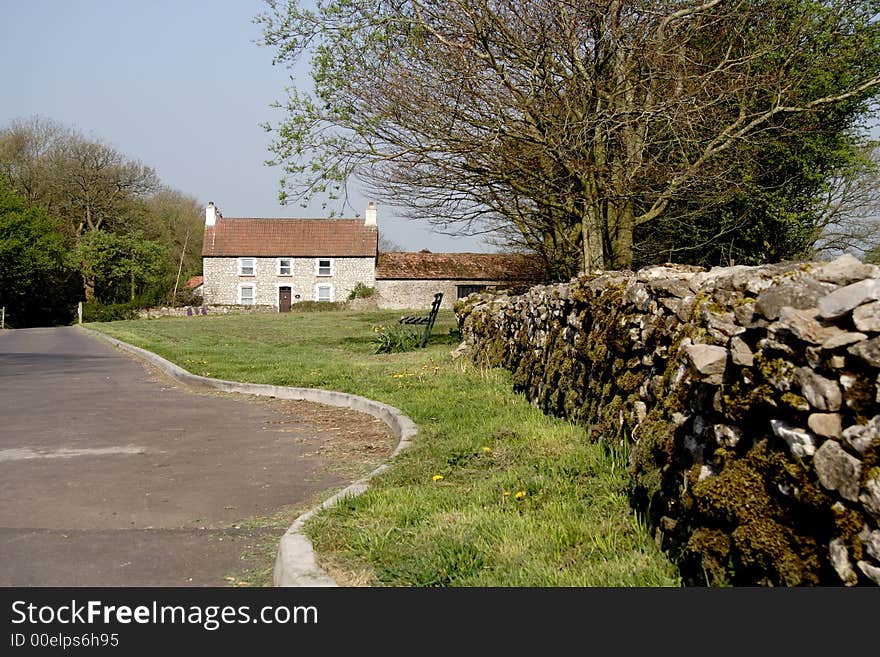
[0,327,357,586]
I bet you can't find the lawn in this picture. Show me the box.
[91,309,680,586]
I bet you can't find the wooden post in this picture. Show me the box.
[172,226,191,304]
[78,302,83,325]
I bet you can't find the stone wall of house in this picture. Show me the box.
[455,255,880,586]
[203,256,376,307]
[376,279,529,310]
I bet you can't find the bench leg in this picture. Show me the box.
[420,314,438,348]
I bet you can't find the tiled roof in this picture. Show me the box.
[185,275,203,289]
[376,252,545,281]
[202,218,378,257]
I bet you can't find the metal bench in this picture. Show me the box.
[399,292,443,348]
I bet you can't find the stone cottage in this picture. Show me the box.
[201,202,378,310]
[200,202,543,310]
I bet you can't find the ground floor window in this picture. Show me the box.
[238,284,255,305]
[457,284,487,299]
[315,284,333,302]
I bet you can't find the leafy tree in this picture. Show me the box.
[130,187,204,301]
[258,0,880,275]
[0,117,159,239]
[0,178,79,327]
[0,117,206,306]
[0,117,160,298]
[636,122,872,267]
[72,230,169,305]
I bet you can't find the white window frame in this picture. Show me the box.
[277,257,292,276]
[238,257,255,276]
[315,283,334,302]
[238,283,256,305]
[315,258,334,277]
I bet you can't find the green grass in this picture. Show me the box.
[91,310,680,586]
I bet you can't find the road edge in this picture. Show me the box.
[78,326,418,587]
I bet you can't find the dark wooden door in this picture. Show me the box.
[279,287,292,312]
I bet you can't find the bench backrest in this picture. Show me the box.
[420,292,443,347]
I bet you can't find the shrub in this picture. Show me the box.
[372,323,421,353]
[292,301,346,312]
[170,288,203,308]
[347,282,376,300]
[82,299,140,322]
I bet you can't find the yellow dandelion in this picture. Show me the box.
[502,491,510,497]
[392,373,405,378]
[432,474,444,482]
[482,447,492,453]
[515,490,527,500]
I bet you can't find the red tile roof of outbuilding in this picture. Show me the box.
[376,252,545,281]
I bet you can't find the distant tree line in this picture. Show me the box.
[259,0,880,280]
[0,116,204,327]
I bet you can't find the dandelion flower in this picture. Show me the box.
[432,474,444,482]
[482,447,492,453]
[515,490,526,500]
[502,491,510,497]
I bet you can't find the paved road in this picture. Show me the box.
[0,327,350,586]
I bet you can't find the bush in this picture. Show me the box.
[347,282,376,300]
[291,301,346,312]
[82,299,141,322]
[372,323,422,353]
[169,288,203,308]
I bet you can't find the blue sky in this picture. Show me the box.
[0,0,491,252]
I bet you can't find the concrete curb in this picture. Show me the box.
[79,327,418,587]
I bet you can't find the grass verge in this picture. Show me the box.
[90,310,680,586]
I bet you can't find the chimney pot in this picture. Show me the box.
[205,202,220,227]
[364,201,377,227]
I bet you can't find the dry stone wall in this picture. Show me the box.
[135,305,279,319]
[456,255,880,586]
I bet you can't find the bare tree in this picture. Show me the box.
[809,144,880,259]
[259,0,880,273]
[49,136,159,239]
[378,235,405,252]
[0,116,70,211]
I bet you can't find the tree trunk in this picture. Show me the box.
[607,202,635,270]
[83,277,95,302]
[582,206,605,274]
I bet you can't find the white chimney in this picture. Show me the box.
[364,201,377,227]
[205,201,221,227]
